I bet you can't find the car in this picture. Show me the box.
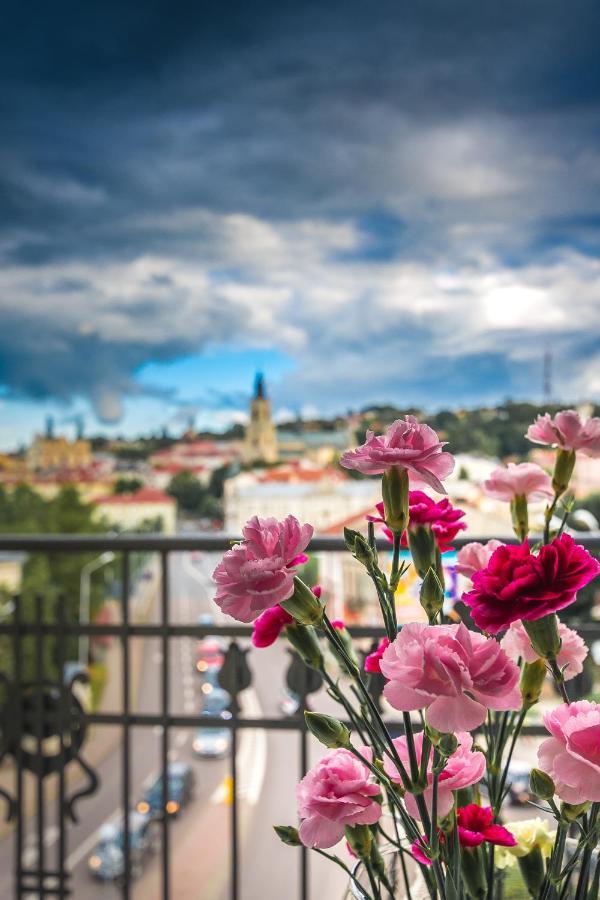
[136,762,196,819]
[88,811,157,882]
[280,689,301,717]
[195,637,226,673]
[193,685,232,759]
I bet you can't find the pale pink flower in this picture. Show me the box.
[380,623,521,733]
[340,416,454,493]
[501,621,588,681]
[527,410,600,457]
[455,540,505,580]
[483,462,553,502]
[212,515,313,622]
[384,731,485,820]
[296,748,381,848]
[538,701,600,804]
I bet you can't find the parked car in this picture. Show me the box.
[88,811,157,882]
[136,762,196,819]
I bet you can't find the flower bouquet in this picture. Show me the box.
[212,410,600,899]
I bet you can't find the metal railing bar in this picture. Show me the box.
[230,712,238,900]
[78,711,554,736]
[120,552,131,900]
[14,592,23,900]
[160,551,171,900]
[3,621,600,642]
[0,533,598,553]
[56,596,68,899]
[34,595,45,898]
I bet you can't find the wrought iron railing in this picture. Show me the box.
[0,533,598,900]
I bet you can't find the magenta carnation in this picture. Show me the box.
[369,491,466,552]
[455,540,504,580]
[296,748,381,848]
[364,637,390,674]
[380,622,521,733]
[501,620,588,681]
[340,416,454,493]
[483,462,553,502]
[212,515,313,623]
[538,701,600,804]
[527,409,600,457]
[462,534,600,634]
[252,605,294,648]
[456,805,516,849]
[384,731,485,820]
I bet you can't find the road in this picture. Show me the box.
[0,550,346,900]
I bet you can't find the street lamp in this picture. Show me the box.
[79,551,115,665]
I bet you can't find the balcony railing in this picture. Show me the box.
[0,533,598,900]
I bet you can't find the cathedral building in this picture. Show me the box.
[243,373,279,465]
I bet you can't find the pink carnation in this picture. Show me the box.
[463,534,600,634]
[212,515,313,622]
[380,622,521,733]
[369,492,466,552]
[527,410,600,457]
[501,620,588,681]
[296,748,382,848]
[455,540,504,580]
[340,416,454,493]
[384,731,485,820]
[364,637,390,674]
[252,605,294,648]
[483,462,553,502]
[538,701,600,804]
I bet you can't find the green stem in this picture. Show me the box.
[574,803,600,900]
[495,708,528,815]
[548,658,570,704]
[313,848,367,897]
[543,493,560,544]
[540,822,568,900]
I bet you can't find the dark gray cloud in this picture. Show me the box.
[0,1,599,421]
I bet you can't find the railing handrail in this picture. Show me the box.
[0,531,599,552]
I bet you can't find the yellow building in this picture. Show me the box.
[27,435,92,471]
[242,373,279,465]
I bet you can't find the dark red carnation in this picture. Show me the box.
[364,637,390,674]
[462,534,600,634]
[368,491,466,552]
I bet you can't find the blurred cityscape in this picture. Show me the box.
[1,380,599,899]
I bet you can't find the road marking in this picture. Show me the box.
[209,689,267,808]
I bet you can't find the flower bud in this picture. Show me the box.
[343,528,375,569]
[561,800,590,823]
[344,823,372,860]
[523,614,562,661]
[419,567,445,620]
[286,624,324,671]
[273,825,302,847]
[510,494,529,542]
[529,768,555,801]
[520,659,547,709]
[304,711,351,748]
[382,465,409,534]
[552,449,576,497]
[408,524,437,578]
[437,732,459,759]
[280,577,325,626]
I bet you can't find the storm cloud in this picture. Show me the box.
[1,1,599,423]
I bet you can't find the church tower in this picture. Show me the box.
[243,373,279,465]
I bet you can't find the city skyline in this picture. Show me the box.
[1,2,599,448]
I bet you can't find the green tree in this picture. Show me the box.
[167,471,222,518]
[113,477,143,494]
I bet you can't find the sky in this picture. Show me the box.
[1,1,600,449]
